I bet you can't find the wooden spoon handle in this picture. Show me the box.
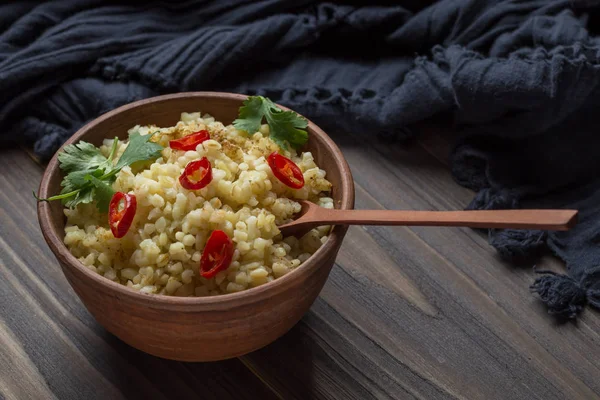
[313,209,578,231]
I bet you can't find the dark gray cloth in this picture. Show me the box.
[3,0,600,319]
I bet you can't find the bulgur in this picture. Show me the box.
[63,111,333,296]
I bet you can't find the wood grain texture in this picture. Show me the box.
[278,199,577,236]
[1,149,279,400]
[2,118,600,399]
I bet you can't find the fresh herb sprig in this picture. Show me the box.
[35,131,163,213]
[37,96,305,212]
[233,96,308,150]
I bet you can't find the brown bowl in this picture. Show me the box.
[37,92,355,362]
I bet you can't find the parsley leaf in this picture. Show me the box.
[115,131,163,170]
[266,107,308,149]
[86,175,115,213]
[64,186,95,209]
[36,132,163,212]
[233,96,308,150]
[232,96,264,135]
[61,168,104,193]
[57,141,110,173]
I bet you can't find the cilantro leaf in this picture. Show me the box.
[63,186,95,209]
[36,131,163,212]
[58,141,109,173]
[233,96,308,150]
[115,131,163,170]
[232,96,264,135]
[86,175,115,213]
[61,169,103,193]
[56,169,103,208]
[264,105,308,149]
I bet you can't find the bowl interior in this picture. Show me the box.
[39,92,354,303]
[44,93,350,235]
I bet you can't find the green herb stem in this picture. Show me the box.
[34,189,81,202]
[107,136,119,162]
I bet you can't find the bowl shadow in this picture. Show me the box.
[99,327,286,399]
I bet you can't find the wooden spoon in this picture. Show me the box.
[278,200,578,237]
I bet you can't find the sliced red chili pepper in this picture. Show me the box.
[200,230,234,278]
[267,152,305,189]
[179,157,213,190]
[108,192,137,238]
[169,130,210,151]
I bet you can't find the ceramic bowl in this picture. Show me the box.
[37,92,354,361]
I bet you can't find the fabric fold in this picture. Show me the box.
[2,0,600,318]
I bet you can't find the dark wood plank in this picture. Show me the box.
[240,128,600,399]
[0,149,279,400]
[2,122,600,400]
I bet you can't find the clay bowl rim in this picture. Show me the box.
[37,91,355,312]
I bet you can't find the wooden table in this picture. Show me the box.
[2,126,599,400]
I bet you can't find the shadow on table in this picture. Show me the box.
[239,318,318,399]
[98,328,282,400]
[92,311,321,400]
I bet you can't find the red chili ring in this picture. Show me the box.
[200,230,234,278]
[179,157,213,190]
[267,152,305,189]
[169,130,210,151]
[108,192,137,238]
